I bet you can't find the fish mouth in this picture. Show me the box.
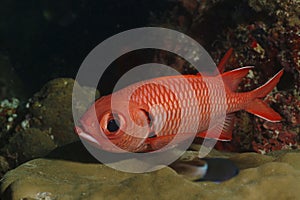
[74,125,129,153]
[74,126,101,146]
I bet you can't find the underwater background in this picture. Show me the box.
[0,0,299,199]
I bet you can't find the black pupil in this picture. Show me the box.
[107,119,119,132]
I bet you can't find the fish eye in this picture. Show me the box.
[107,118,120,132]
[100,112,125,137]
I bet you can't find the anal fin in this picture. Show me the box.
[196,114,235,141]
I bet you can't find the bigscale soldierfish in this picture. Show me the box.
[75,50,283,153]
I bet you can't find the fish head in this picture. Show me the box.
[75,94,151,153]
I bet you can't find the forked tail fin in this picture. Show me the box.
[245,70,284,122]
[252,70,284,98]
[245,99,282,122]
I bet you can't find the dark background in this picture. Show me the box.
[0,0,173,97]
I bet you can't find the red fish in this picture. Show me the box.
[75,52,283,153]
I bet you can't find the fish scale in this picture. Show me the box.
[128,76,227,137]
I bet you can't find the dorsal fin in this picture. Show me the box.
[196,48,233,76]
[221,66,254,91]
[217,48,233,73]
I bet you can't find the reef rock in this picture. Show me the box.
[0,78,99,166]
[27,78,80,146]
[26,78,99,146]
[0,156,9,178]
[5,128,56,161]
[1,149,300,200]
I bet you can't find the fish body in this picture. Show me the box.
[75,66,283,153]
